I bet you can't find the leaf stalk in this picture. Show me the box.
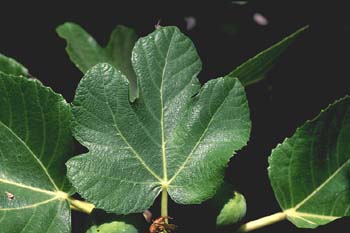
[161,189,169,233]
[68,197,95,214]
[161,189,168,219]
[236,212,286,232]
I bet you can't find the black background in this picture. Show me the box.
[1,1,350,233]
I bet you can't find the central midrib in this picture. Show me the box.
[160,31,176,184]
[284,209,339,220]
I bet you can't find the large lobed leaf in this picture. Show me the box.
[0,53,28,76]
[269,96,350,228]
[66,26,251,214]
[0,71,73,232]
[225,26,308,86]
[56,22,138,100]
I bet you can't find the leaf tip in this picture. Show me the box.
[56,21,78,34]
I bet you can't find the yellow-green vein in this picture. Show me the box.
[0,121,59,191]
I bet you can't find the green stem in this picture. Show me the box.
[161,189,168,220]
[68,197,95,214]
[236,212,287,232]
[161,189,169,233]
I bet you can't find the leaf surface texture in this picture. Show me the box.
[269,96,350,228]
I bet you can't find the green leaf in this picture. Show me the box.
[268,96,350,228]
[208,182,247,226]
[0,73,73,232]
[225,26,308,86]
[86,221,138,233]
[217,191,246,226]
[56,22,138,100]
[67,26,251,214]
[0,53,28,76]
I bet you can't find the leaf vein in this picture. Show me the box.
[46,102,61,170]
[44,200,62,233]
[100,69,162,182]
[0,197,59,211]
[0,121,59,191]
[0,178,56,196]
[34,83,48,163]
[19,207,37,233]
[168,81,238,184]
[160,29,176,182]
[293,158,350,210]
